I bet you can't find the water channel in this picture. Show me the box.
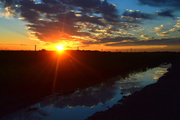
[1,64,171,120]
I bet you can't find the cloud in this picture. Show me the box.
[138,0,180,18]
[77,15,105,26]
[62,0,119,22]
[0,6,15,18]
[0,0,125,44]
[156,9,175,18]
[1,0,178,48]
[105,37,180,46]
[174,19,180,28]
[2,0,160,47]
[20,6,40,23]
[174,24,180,28]
[62,0,101,8]
[122,10,154,20]
[116,29,134,36]
[154,25,165,32]
[122,9,175,20]
[156,32,169,37]
[140,35,154,40]
[2,0,146,46]
[41,0,58,4]
[138,0,180,8]
[83,36,137,45]
[169,28,180,33]
[99,0,119,22]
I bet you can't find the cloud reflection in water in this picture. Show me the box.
[1,64,170,120]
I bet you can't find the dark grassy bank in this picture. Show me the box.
[0,51,179,117]
[87,58,180,120]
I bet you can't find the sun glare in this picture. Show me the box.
[56,45,65,51]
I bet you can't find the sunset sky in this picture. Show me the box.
[0,0,180,51]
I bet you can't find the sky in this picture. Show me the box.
[0,0,180,51]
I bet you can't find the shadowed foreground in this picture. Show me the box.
[87,58,180,120]
[0,51,179,118]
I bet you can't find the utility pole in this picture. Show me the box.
[35,45,36,51]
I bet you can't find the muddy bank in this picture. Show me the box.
[87,58,180,120]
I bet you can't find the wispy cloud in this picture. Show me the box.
[156,31,169,37]
[83,36,137,45]
[169,28,180,33]
[105,37,180,46]
[154,25,165,32]
[140,35,154,40]
[174,19,180,28]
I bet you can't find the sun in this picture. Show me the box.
[56,44,65,51]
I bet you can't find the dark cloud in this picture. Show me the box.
[105,37,180,46]
[138,0,180,8]
[3,0,173,46]
[100,0,119,22]
[109,21,139,30]
[122,10,154,20]
[122,9,175,20]
[157,9,175,18]
[78,15,105,26]
[42,0,58,4]
[20,6,40,23]
[1,0,14,7]
[3,0,143,46]
[0,0,124,43]
[61,0,119,22]
[62,0,101,8]
[19,0,66,14]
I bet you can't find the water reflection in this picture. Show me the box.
[1,64,170,120]
[53,83,116,108]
